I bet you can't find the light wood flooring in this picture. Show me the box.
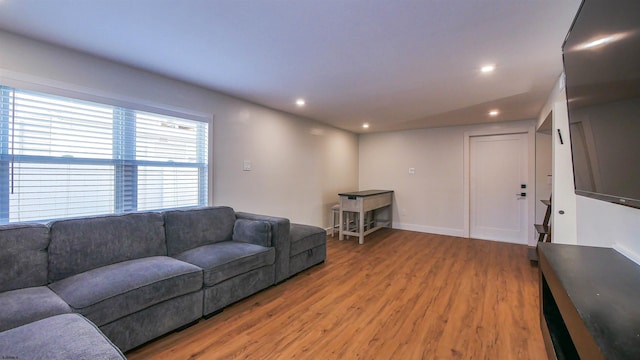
[128,229,545,359]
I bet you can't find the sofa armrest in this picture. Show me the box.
[232,219,272,247]
[235,212,290,283]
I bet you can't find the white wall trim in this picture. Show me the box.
[463,126,537,245]
[0,68,213,122]
[322,224,466,238]
[394,223,465,237]
[613,243,640,266]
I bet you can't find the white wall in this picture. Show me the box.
[538,75,578,244]
[551,90,579,244]
[0,30,358,228]
[539,73,640,264]
[359,119,536,239]
[576,196,640,263]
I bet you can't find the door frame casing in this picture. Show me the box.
[463,126,536,246]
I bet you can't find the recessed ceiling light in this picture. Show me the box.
[481,64,496,73]
[489,110,499,116]
[296,99,306,106]
[362,123,370,129]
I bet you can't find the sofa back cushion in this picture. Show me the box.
[48,212,167,282]
[0,223,50,292]
[164,206,235,256]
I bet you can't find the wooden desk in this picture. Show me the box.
[338,190,393,244]
[538,243,640,359]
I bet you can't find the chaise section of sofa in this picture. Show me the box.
[47,212,204,352]
[164,207,277,316]
[288,223,327,278]
[0,223,71,333]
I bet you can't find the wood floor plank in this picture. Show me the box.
[127,229,545,359]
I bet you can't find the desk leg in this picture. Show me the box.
[339,207,344,240]
[359,207,365,245]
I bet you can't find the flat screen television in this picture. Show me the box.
[562,0,640,209]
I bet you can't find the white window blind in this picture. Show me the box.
[0,85,208,223]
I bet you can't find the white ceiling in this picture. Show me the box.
[0,0,581,133]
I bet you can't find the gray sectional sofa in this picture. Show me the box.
[0,206,325,358]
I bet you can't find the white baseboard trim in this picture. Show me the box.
[324,226,343,237]
[325,224,464,238]
[393,223,465,238]
[613,243,640,266]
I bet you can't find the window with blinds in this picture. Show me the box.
[0,85,208,223]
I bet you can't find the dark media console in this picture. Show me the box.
[538,243,640,359]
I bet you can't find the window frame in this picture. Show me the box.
[0,83,212,223]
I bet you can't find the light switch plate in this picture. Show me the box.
[409,167,415,175]
[243,160,252,171]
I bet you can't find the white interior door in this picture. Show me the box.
[470,133,528,244]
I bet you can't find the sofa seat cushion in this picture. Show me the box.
[0,286,71,332]
[290,223,327,256]
[174,241,275,287]
[48,256,203,326]
[0,313,126,360]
